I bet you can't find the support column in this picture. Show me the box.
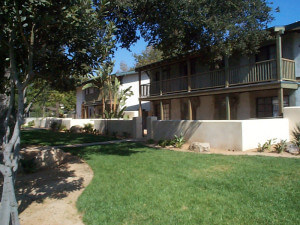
[159,68,163,96]
[188,98,192,120]
[187,59,193,120]
[160,100,164,120]
[224,56,230,120]
[276,28,284,116]
[138,70,142,117]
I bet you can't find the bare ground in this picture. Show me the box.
[17,154,93,225]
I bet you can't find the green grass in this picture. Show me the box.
[64,143,300,225]
[21,129,116,147]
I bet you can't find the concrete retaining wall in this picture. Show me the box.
[147,117,289,151]
[24,117,142,139]
[283,107,300,137]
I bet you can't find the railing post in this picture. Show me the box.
[224,56,230,120]
[138,70,142,117]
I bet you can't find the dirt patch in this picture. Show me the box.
[17,150,93,225]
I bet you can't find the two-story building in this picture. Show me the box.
[76,71,150,119]
[136,22,300,121]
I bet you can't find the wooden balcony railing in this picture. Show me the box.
[140,58,296,97]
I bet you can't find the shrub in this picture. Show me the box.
[83,123,94,133]
[147,139,155,144]
[274,140,287,153]
[158,140,167,147]
[172,134,185,148]
[50,121,60,131]
[292,123,300,149]
[123,132,130,138]
[27,120,35,127]
[257,139,276,152]
[59,124,67,131]
[112,131,118,138]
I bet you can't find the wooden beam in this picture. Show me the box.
[187,59,191,92]
[226,95,230,120]
[159,68,163,96]
[160,100,164,120]
[224,56,229,87]
[276,30,284,81]
[278,88,284,116]
[138,71,142,117]
[188,98,192,120]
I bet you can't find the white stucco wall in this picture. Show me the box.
[120,72,150,112]
[283,106,300,137]
[149,118,289,151]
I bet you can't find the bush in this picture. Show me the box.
[27,120,35,127]
[59,124,67,131]
[83,123,94,133]
[50,121,60,131]
[172,134,185,148]
[147,139,155,144]
[123,132,130,138]
[274,140,287,153]
[292,123,300,149]
[257,139,276,152]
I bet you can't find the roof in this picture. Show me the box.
[112,70,137,77]
[135,21,300,72]
[77,70,138,87]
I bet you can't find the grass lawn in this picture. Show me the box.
[21,129,116,147]
[64,143,300,225]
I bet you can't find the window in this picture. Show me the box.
[163,103,170,120]
[257,96,289,117]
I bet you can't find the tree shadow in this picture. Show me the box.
[14,155,85,214]
[63,142,146,160]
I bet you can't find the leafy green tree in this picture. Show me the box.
[105,0,274,59]
[133,46,163,67]
[0,0,115,223]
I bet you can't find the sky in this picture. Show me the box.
[112,0,300,73]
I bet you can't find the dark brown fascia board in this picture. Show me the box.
[140,81,299,101]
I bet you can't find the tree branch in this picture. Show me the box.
[24,83,47,114]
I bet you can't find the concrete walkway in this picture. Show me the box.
[55,139,143,148]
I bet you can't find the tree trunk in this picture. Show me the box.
[0,165,20,225]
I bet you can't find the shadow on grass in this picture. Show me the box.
[21,129,116,147]
[13,155,84,214]
[63,142,147,159]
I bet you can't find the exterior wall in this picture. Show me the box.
[120,72,150,112]
[236,92,251,119]
[283,106,300,137]
[24,117,142,139]
[148,118,289,151]
[196,96,214,120]
[76,87,84,119]
[170,99,181,120]
[76,72,150,119]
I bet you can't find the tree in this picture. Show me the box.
[105,0,274,59]
[0,1,115,224]
[133,46,163,67]
[119,61,129,72]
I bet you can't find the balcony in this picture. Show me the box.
[141,58,296,98]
